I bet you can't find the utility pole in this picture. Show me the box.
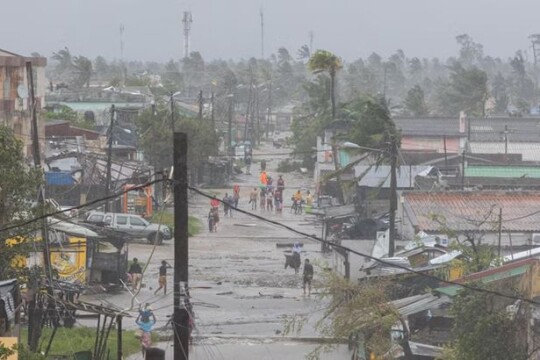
[388,135,398,257]
[443,134,448,172]
[504,124,509,155]
[210,91,215,128]
[256,89,261,146]
[309,31,314,54]
[173,132,190,360]
[26,60,53,350]
[498,208,503,259]
[266,81,272,140]
[170,93,175,134]
[105,105,115,212]
[198,90,203,120]
[228,95,233,153]
[461,149,466,190]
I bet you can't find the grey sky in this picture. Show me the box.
[2,0,540,62]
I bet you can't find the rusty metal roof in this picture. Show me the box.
[403,191,540,232]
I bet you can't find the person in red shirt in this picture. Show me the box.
[210,196,220,208]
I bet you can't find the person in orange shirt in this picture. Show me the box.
[260,170,268,185]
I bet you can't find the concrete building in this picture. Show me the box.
[0,49,47,157]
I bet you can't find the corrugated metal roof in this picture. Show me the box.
[394,117,463,136]
[465,166,540,179]
[404,191,540,232]
[470,142,540,162]
[435,259,536,297]
[391,293,452,316]
[354,165,432,188]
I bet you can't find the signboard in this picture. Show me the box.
[50,237,87,283]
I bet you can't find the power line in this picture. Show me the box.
[188,185,540,305]
[0,179,166,234]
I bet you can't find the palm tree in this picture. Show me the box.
[52,47,73,77]
[72,56,93,88]
[308,50,343,119]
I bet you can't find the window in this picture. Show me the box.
[116,216,128,225]
[130,216,146,226]
[89,215,103,223]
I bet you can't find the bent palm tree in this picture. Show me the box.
[308,50,343,119]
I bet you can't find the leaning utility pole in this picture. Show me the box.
[173,132,191,360]
[388,135,398,257]
[105,105,115,212]
[26,60,53,351]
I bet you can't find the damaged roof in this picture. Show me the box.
[403,191,540,232]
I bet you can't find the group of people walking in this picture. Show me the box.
[248,171,286,213]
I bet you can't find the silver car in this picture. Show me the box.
[84,211,172,244]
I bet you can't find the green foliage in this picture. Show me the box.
[285,270,399,359]
[45,106,95,130]
[0,343,15,360]
[72,56,93,88]
[148,213,201,236]
[442,285,527,360]
[308,50,343,118]
[135,107,219,176]
[20,327,150,358]
[436,62,488,116]
[0,126,42,280]
[340,95,398,152]
[403,85,429,116]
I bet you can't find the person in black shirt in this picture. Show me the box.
[154,260,171,295]
[303,259,314,296]
[129,258,143,291]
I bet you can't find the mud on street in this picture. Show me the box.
[82,141,350,360]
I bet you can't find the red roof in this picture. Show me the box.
[404,191,540,232]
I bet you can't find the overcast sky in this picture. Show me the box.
[3,0,540,62]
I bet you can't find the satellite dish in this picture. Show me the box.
[17,84,28,99]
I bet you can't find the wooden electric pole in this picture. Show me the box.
[228,95,233,153]
[105,105,115,212]
[173,132,190,360]
[388,135,398,257]
[26,60,53,351]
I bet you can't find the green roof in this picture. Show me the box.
[435,264,530,297]
[465,166,540,179]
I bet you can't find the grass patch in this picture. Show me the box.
[20,327,156,358]
[188,216,202,236]
[150,213,202,236]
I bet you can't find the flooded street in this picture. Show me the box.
[82,140,351,359]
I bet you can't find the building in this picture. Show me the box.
[468,117,540,162]
[0,49,47,157]
[394,116,467,154]
[400,191,540,247]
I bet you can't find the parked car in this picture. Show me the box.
[83,211,172,244]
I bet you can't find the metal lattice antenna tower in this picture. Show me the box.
[260,8,264,59]
[120,24,125,61]
[182,11,193,58]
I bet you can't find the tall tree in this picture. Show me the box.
[51,47,73,77]
[308,50,343,119]
[403,85,429,116]
[437,62,488,116]
[72,56,93,88]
